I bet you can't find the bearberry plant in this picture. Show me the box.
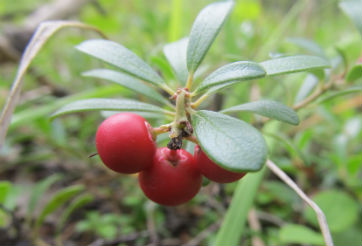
[1,0,361,244]
[51,0,329,207]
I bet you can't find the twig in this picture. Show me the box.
[183,220,221,246]
[185,73,194,90]
[191,93,209,109]
[247,208,265,246]
[293,80,334,110]
[145,202,159,245]
[266,159,334,246]
[260,74,341,125]
[256,210,285,227]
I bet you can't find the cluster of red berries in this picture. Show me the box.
[96,113,246,206]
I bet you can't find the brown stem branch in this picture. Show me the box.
[293,80,334,111]
[266,159,334,246]
[248,208,265,246]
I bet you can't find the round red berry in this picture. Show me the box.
[96,113,156,174]
[194,145,246,183]
[138,147,202,206]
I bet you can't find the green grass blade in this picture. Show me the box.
[27,174,63,221]
[214,167,266,246]
[56,193,94,234]
[0,181,11,204]
[168,0,183,42]
[35,185,84,231]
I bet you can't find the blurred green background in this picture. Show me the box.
[0,0,361,245]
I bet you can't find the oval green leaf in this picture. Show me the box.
[163,38,189,84]
[304,189,360,233]
[82,69,169,105]
[0,181,11,204]
[196,61,266,93]
[51,98,172,119]
[187,1,234,73]
[192,110,267,172]
[279,224,324,246]
[76,39,164,86]
[346,64,362,82]
[221,99,299,125]
[260,55,330,76]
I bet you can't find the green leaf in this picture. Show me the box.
[76,39,164,86]
[163,38,189,84]
[149,56,175,82]
[279,224,324,245]
[333,226,362,246]
[11,85,125,129]
[98,224,118,239]
[215,121,282,245]
[187,1,234,73]
[214,167,266,246]
[335,36,362,67]
[27,174,63,219]
[221,99,299,125]
[35,185,84,230]
[196,61,266,93]
[75,221,91,233]
[51,98,173,119]
[339,0,362,35]
[0,21,106,149]
[2,185,21,211]
[263,132,310,165]
[192,110,267,172]
[168,0,183,41]
[0,208,9,227]
[260,55,329,76]
[0,181,11,204]
[346,64,362,82]
[286,37,326,57]
[82,69,169,105]
[263,181,300,205]
[304,190,360,232]
[57,194,94,234]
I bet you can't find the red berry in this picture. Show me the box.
[138,147,202,206]
[194,145,246,183]
[96,113,156,174]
